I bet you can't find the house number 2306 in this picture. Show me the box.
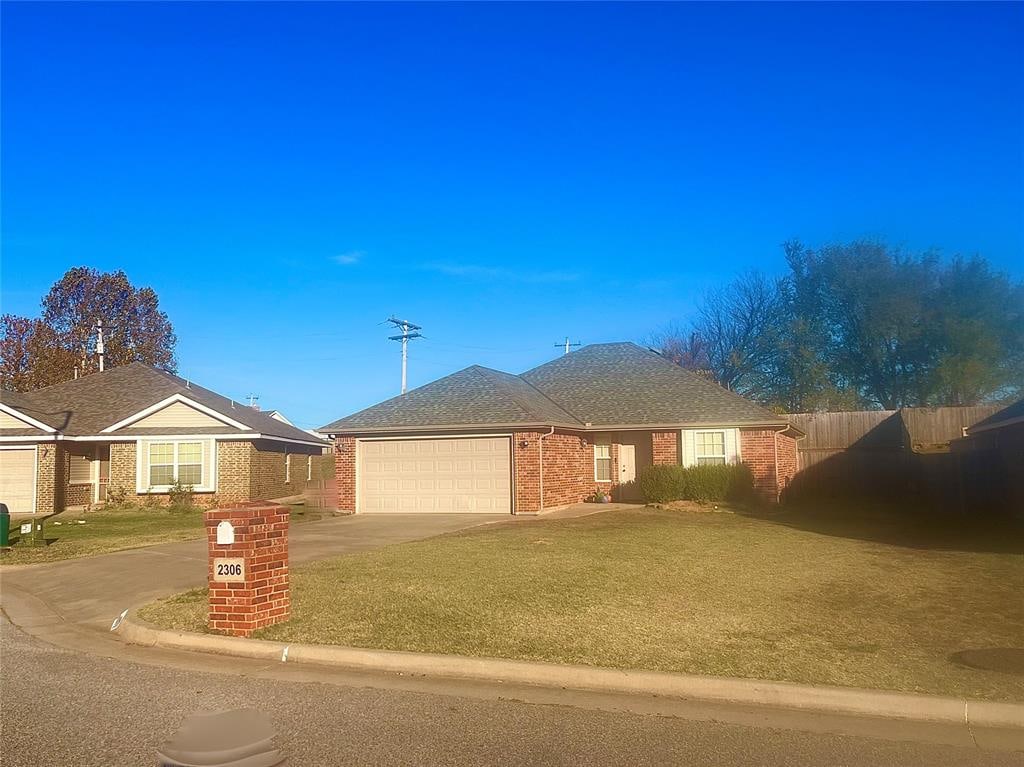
[212,558,245,582]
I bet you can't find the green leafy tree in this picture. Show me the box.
[653,240,1023,411]
[926,256,1024,404]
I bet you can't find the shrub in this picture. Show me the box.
[638,463,754,504]
[167,479,196,511]
[105,484,129,506]
[637,465,689,503]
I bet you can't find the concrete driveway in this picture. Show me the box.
[0,513,500,636]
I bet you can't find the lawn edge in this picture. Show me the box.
[118,610,1024,747]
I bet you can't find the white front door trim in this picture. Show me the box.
[619,443,636,484]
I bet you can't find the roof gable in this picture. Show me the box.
[320,365,580,432]
[104,394,249,432]
[1,363,326,446]
[521,342,785,427]
[322,342,788,433]
[0,402,56,433]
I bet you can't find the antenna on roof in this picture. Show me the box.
[247,393,260,410]
[555,337,581,356]
[386,317,424,394]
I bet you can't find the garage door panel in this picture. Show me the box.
[0,448,37,515]
[358,437,511,514]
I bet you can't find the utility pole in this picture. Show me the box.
[555,337,581,355]
[386,317,423,394]
[95,319,106,372]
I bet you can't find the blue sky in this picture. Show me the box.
[2,2,1022,429]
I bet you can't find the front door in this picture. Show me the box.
[94,445,110,503]
[618,444,639,501]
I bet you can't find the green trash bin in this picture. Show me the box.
[0,503,9,547]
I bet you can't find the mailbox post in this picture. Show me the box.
[205,502,291,638]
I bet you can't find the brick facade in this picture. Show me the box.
[652,431,680,465]
[511,430,600,513]
[36,439,327,512]
[65,482,92,507]
[249,440,323,501]
[738,428,796,502]
[108,442,136,501]
[205,502,290,637]
[775,432,798,498]
[334,436,356,512]
[331,427,795,514]
[34,442,60,514]
[216,441,252,502]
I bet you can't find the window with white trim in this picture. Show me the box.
[285,453,291,483]
[148,441,204,488]
[695,431,727,465]
[307,455,313,482]
[594,444,612,482]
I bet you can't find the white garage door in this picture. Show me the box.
[0,447,37,515]
[358,437,511,513]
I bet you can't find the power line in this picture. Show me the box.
[386,316,423,394]
[554,337,581,355]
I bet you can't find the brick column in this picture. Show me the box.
[334,437,356,513]
[205,502,290,637]
[739,428,780,502]
[35,442,60,514]
[652,431,679,465]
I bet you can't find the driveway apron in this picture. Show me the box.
[0,514,499,634]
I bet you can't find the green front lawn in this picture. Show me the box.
[138,507,1024,701]
[1,503,321,565]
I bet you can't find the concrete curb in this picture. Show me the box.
[119,612,1024,746]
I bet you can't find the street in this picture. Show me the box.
[1,616,1018,767]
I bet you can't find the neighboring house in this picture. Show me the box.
[950,398,1024,516]
[0,363,328,515]
[320,342,803,514]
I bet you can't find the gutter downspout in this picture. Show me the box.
[537,427,555,513]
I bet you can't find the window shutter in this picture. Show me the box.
[725,429,738,463]
[682,430,696,467]
[137,441,149,492]
[203,441,216,491]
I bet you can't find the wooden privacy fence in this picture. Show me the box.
[785,407,1001,510]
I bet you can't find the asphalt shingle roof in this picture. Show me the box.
[321,342,788,433]
[522,343,786,427]
[320,365,579,432]
[1,363,326,445]
[969,398,1024,433]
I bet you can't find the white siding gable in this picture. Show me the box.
[0,410,34,429]
[129,401,229,429]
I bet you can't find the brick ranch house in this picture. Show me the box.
[0,363,328,515]
[320,342,804,514]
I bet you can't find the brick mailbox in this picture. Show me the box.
[205,502,290,637]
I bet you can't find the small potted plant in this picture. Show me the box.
[590,489,610,504]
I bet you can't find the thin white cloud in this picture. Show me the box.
[332,250,364,265]
[425,262,580,284]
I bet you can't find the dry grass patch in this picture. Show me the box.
[1,504,320,565]
[140,507,1024,701]
[1,507,207,565]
